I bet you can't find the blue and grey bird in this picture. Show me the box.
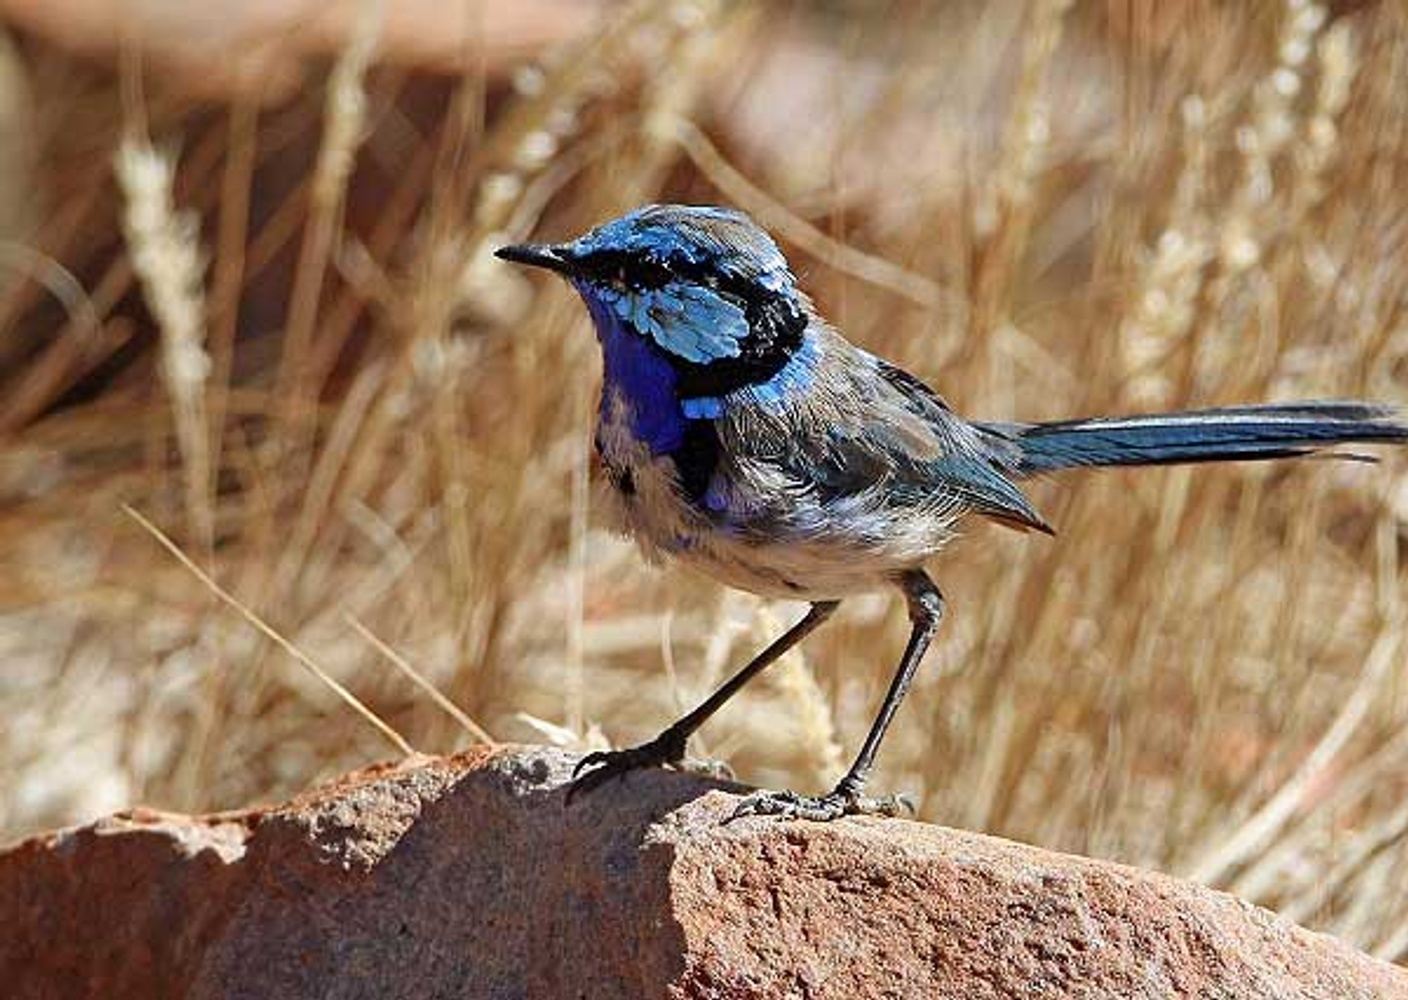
[496,204,1408,822]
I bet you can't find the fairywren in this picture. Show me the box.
[497,204,1407,822]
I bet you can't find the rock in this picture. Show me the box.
[2,746,1403,999]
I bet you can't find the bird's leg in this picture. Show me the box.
[568,600,840,800]
[730,570,943,823]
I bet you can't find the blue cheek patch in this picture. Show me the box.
[602,283,749,365]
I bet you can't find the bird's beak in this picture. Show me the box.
[494,242,576,276]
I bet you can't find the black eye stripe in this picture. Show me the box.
[574,249,764,302]
[574,249,672,290]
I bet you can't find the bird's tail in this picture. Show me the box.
[978,401,1408,476]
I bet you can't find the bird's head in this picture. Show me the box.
[495,205,810,399]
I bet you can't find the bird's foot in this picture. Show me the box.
[568,728,688,802]
[726,784,914,824]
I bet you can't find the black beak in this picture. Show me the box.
[494,242,576,276]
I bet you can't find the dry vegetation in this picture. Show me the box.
[1,0,1407,956]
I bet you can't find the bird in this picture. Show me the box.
[496,203,1408,823]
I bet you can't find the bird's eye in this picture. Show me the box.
[613,267,628,290]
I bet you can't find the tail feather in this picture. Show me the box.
[978,402,1408,476]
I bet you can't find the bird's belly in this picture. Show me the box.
[680,505,963,599]
[674,537,898,600]
[600,456,957,600]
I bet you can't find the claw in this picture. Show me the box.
[572,750,612,780]
[725,786,914,824]
[565,759,624,803]
[566,731,687,804]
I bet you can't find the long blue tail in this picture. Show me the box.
[978,402,1408,476]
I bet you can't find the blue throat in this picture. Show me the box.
[582,290,689,455]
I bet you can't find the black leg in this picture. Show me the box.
[568,600,840,800]
[730,569,944,822]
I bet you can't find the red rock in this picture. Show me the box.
[2,746,1403,999]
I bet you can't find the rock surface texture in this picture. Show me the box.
[3,745,1405,999]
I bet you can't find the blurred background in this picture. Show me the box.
[1,0,1406,956]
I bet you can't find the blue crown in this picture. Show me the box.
[569,204,793,290]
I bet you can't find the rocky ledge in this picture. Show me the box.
[2,745,1404,999]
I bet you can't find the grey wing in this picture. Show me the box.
[713,345,1050,540]
[855,359,1051,534]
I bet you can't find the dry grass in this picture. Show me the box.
[2,0,1407,957]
